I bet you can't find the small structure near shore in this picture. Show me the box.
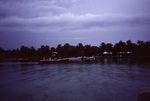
[103,51,113,55]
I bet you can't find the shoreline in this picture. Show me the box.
[1,56,150,62]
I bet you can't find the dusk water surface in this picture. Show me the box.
[0,58,150,101]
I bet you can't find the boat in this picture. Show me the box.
[81,56,95,61]
[39,58,69,64]
[39,52,69,64]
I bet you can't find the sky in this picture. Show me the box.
[0,0,150,49]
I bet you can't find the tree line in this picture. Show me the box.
[0,40,150,59]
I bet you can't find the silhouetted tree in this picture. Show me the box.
[91,46,99,56]
[1,40,150,59]
[29,46,36,57]
[76,43,84,56]
[69,46,77,57]
[137,40,150,56]
[84,45,92,56]
[114,41,126,53]
[37,45,50,58]
[145,41,150,56]
[51,47,56,52]
[106,43,113,52]
[63,43,70,57]
[126,40,134,52]
[0,47,4,59]
[99,42,106,55]
[56,44,63,57]
[20,46,30,57]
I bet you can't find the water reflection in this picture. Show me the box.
[97,57,150,65]
[0,59,150,101]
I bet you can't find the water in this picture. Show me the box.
[0,58,150,101]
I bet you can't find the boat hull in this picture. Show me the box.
[39,59,69,64]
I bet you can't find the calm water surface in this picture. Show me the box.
[0,59,150,101]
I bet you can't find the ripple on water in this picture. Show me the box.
[0,61,150,101]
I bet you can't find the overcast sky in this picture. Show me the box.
[0,0,150,49]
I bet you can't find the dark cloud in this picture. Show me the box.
[0,14,150,32]
[0,0,149,49]
[0,0,67,18]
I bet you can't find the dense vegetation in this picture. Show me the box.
[0,40,150,59]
